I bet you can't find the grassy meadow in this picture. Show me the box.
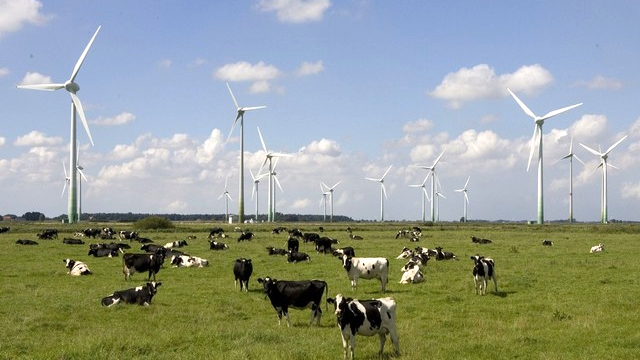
[0,221,639,360]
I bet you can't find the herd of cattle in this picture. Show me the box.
[6,225,607,359]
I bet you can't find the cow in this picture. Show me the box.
[314,237,334,254]
[88,247,120,257]
[415,246,438,257]
[326,294,400,360]
[288,228,304,238]
[471,255,497,295]
[542,239,554,246]
[101,281,162,307]
[16,239,38,245]
[396,247,414,259]
[90,242,130,251]
[209,240,228,250]
[122,252,164,281]
[287,236,299,253]
[266,246,288,256]
[395,229,410,239]
[399,263,424,284]
[100,227,115,239]
[287,250,311,263]
[171,255,209,268]
[82,228,101,238]
[119,230,139,241]
[471,236,493,244]
[0,226,10,233]
[272,226,287,234]
[257,277,328,327]
[136,237,154,243]
[163,240,188,249]
[208,227,225,239]
[237,231,254,242]
[140,243,167,255]
[349,233,363,240]
[400,253,429,272]
[62,238,85,245]
[37,229,58,240]
[63,258,92,276]
[332,247,355,258]
[341,255,389,292]
[302,232,320,243]
[233,258,253,292]
[590,243,604,253]
[434,246,458,260]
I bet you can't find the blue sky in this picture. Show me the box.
[1,0,639,222]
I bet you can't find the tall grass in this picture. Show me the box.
[0,222,638,359]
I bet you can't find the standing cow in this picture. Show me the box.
[257,277,328,327]
[471,255,497,295]
[122,252,164,281]
[233,258,253,292]
[341,255,389,292]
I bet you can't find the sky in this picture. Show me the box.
[1,0,639,222]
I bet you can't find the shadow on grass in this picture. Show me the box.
[491,290,514,298]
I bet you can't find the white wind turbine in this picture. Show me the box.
[416,149,446,223]
[435,190,446,222]
[558,136,584,223]
[61,161,70,198]
[579,135,627,224]
[365,165,393,221]
[507,88,582,224]
[257,126,292,222]
[76,146,88,221]
[250,168,266,222]
[409,175,430,222]
[454,176,470,222]
[319,184,330,222]
[225,82,266,224]
[18,26,101,223]
[217,178,233,221]
[321,181,341,222]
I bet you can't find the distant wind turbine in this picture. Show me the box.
[217,178,232,221]
[507,88,582,224]
[18,26,101,223]
[250,168,266,222]
[76,146,88,221]
[319,184,330,222]
[435,190,446,222]
[365,165,393,221]
[321,181,341,222]
[61,161,70,198]
[409,175,430,222]
[257,126,292,222]
[416,149,446,222]
[454,176,470,222]
[579,135,627,224]
[225,82,266,224]
[558,136,584,223]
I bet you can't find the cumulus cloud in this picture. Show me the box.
[627,117,640,139]
[0,137,5,147]
[403,119,434,133]
[257,0,331,23]
[91,112,136,126]
[570,114,607,142]
[575,75,623,91]
[18,71,52,85]
[109,143,138,160]
[214,61,282,93]
[299,138,341,156]
[196,129,224,164]
[14,130,63,146]
[429,64,554,108]
[295,60,324,76]
[0,67,9,77]
[0,0,52,38]
[621,182,640,200]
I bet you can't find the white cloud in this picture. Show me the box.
[14,130,63,146]
[0,0,52,38]
[576,75,623,91]
[91,112,136,126]
[403,119,434,133]
[628,117,640,139]
[163,200,189,213]
[295,60,324,76]
[18,71,52,85]
[291,198,310,209]
[0,137,5,147]
[621,182,640,200]
[188,58,207,68]
[214,61,281,82]
[570,114,607,142]
[196,129,224,164]
[299,138,341,156]
[429,64,554,108]
[109,144,138,160]
[0,67,9,77]
[257,0,331,23]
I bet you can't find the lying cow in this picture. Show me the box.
[341,255,389,292]
[101,282,161,307]
[266,246,288,256]
[209,240,228,250]
[399,262,424,284]
[471,235,493,244]
[471,255,497,295]
[287,250,311,263]
[88,247,120,257]
[118,230,139,241]
[233,258,253,291]
[122,252,164,281]
[237,231,254,242]
[63,258,92,276]
[396,247,414,259]
[327,294,400,360]
[257,277,328,327]
[171,255,209,268]
[63,238,85,245]
[16,239,38,245]
[542,239,554,246]
[434,246,458,260]
[164,240,188,249]
[590,243,604,253]
[332,247,355,258]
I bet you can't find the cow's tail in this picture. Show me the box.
[324,280,329,312]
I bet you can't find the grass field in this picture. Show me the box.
[0,222,639,360]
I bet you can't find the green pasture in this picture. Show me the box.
[0,222,638,360]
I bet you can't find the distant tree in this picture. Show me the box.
[22,211,46,221]
[134,216,175,230]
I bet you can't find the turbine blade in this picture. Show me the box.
[526,125,539,172]
[331,181,341,189]
[69,93,95,146]
[579,143,601,156]
[257,126,268,152]
[70,26,101,82]
[573,154,585,165]
[365,177,379,182]
[242,106,266,111]
[226,82,240,109]
[77,168,88,182]
[433,149,446,168]
[382,183,387,200]
[381,165,393,179]
[225,116,240,144]
[539,103,583,121]
[17,83,65,91]
[422,187,430,202]
[62,161,68,178]
[274,175,283,193]
[507,88,537,119]
[61,181,68,197]
[604,135,628,155]
[464,176,470,189]
[607,163,620,170]
[464,192,470,204]
[320,182,329,191]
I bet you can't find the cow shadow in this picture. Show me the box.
[490,290,513,298]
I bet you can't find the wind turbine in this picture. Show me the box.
[76,146,88,221]
[257,126,292,222]
[225,82,266,224]
[579,135,627,224]
[435,190,446,222]
[558,136,584,223]
[507,88,582,224]
[365,165,393,221]
[61,161,70,198]
[217,178,232,221]
[250,168,266,222]
[270,159,285,222]
[454,176,470,222]
[416,149,446,223]
[321,181,341,222]
[319,184,330,222]
[18,26,101,223]
[409,175,430,222]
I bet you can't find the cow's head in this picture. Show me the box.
[257,277,277,294]
[63,258,75,269]
[146,281,162,295]
[470,254,484,264]
[327,294,352,316]
[341,255,353,271]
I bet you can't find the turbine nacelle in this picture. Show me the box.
[64,80,80,94]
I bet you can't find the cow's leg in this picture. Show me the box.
[389,329,401,355]
[243,280,249,292]
[276,309,283,326]
[340,333,349,360]
[349,335,356,360]
[473,277,479,294]
[284,310,291,328]
[351,278,357,291]
[378,333,387,357]
[492,275,498,293]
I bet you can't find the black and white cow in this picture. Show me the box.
[434,246,458,260]
[302,232,320,243]
[257,277,328,327]
[101,281,162,307]
[332,247,356,258]
[37,229,58,240]
[62,238,85,245]
[400,253,429,272]
[171,255,209,268]
[209,240,228,250]
[118,230,139,241]
[341,255,389,292]
[237,231,254,242]
[63,258,92,276]
[326,294,400,360]
[100,227,115,239]
[399,262,424,284]
[233,258,253,292]
[396,247,414,259]
[470,255,497,295]
[140,243,167,255]
[542,239,554,246]
[288,228,303,238]
[122,252,164,281]
[314,237,334,254]
[272,226,287,234]
[16,239,38,245]
[88,247,120,257]
[471,236,493,244]
[287,236,299,253]
[287,250,311,263]
[90,242,131,251]
[164,240,188,249]
[208,227,225,239]
[0,226,10,233]
[82,228,101,238]
[266,246,288,256]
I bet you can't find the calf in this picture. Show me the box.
[286,236,299,253]
[287,250,311,263]
[163,240,188,249]
[63,258,92,276]
[88,247,120,257]
[266,246,288,256]
[233,258,253,291]
[122,252,164,281]
[341,255,389,292]
[101,281,161,307]
[63,238,85,245]
[237,231,254,242]
[16,239,38,245]
[434,246,458,260]
[590,243,604,253]
[257,277,328,327]
[332,247,355,258]
[471,255,497,295]
[209,240,228,250]
[399,263,424,284]
[327,294,400,360]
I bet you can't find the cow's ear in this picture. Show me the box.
[327,298,335,304]
[257,278,263,283]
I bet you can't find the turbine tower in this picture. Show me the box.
[365,165,393,222]
[225,82,266,224]
[217,178,232,221]
[416,149,446,223]
[319,184,330,222]
[579,135,627,224]
[454,176,470,222]
[435,190,446,222]
[558,136,584,223]
[257,126,291,222]
[507,88,582,224]
[321,181,341,222]
[76,147,88,221]
[17,26,101,223]
[409,175,430,222]
[250,168,266,222]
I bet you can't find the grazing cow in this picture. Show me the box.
[341,255,389,292]
[101,281,161,307]
[332,247,356,258]
[590,243,604,253]
[140,244,167,255]
[122,252,164,281]
[82,228,101,238]
[0,226,10,233]
[164,240,188,249]
[257,277,328,327]
[233,258,253,291]
[288,228,304,238]
[399,263,424,284]
[287,236,299,253]
[287,250,311,263]
[88,247,120,257]
[471,236,493,244]
[37,229,58,240]
[471,255,497,295]
[272,226,287,234]
[208,227,225,239]
[542,239,554,246]
[16,239,38,245]
[62,238,85,245]
[63,258,92,276]
[237,231,254,242]
[209,240,229,250]
[327,294,400,360]
[303,232,320,243]
[119,230,139,241]
[434,246,458,260]
[266,246,288,256]
[171,255,209,268]
[315,237,334,254]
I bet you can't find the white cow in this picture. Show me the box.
[399,264,424,284]
[327,294,400,360]
[590,243,605,253]
[341,255,389,292]
[171,255,209,268]
[63,258,92,276]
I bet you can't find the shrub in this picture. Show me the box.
[134,216,175,230]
